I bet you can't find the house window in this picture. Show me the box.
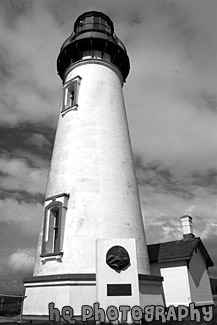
[61,75,82,114]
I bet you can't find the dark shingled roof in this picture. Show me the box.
[147,237,213,267]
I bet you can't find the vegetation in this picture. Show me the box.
[0,295,22,316]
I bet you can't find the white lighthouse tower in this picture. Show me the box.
[23,11,164,321]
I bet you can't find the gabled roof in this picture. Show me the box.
[147,237,213,267]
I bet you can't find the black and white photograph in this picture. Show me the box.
[0,0,216,323]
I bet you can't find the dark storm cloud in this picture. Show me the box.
[0,154,47,194]
[135,156,217,199]
[0,188,43,203]
[0,124,55,161]
[199,91,217,112]
[203,234,217,278]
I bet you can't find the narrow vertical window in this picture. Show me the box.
[41,193,69,258]
[70,88,75,106]
[42,202,62,256]
[61,75,81,114]
[64,84,75,109]
[53,208,60,253]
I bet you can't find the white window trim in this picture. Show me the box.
[61,75,82,115]
[41,193,69,259]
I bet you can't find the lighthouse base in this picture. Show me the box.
[23,239,164,321]
[23,273,164,321]
[22,274,96,321]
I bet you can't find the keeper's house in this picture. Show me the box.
[148,215,214,307]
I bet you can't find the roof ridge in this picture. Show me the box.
[148,236,200,247]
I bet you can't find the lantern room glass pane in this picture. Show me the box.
[101,18,106,31]
[93,16,100,29]
[85,16,93,30]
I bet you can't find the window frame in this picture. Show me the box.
[41,192,69,259]
[41,201,63,256]
[61,75,82,114]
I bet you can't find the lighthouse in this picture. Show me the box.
[23,11,164,321]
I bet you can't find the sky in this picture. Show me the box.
[0,0,217,294]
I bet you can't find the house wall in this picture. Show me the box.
[188,248,213,306]
[139,279,165,306]
[150,261,191,307]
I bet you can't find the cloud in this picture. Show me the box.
[120,0,217,176]
[0,200,40,292]
[135,158,217,247]
[0,247,35,294]
[0,0,63,125]
[0,198,43,234]
[203,233,217,278]
[145,216,183,243]
[8,148,51,169]
[26,133,51,148]
[0,154,48,194]
[7,249,35,275]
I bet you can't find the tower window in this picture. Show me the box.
[43,204,61,255]
[70,89,75,106]
[61,75,82,114]
[41,193,69,258]
[53,208,60,253]
[64,84,76,109]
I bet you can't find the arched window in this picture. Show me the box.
[42,202,62,255]
[50,207,60,253]
[41,193,69,258]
